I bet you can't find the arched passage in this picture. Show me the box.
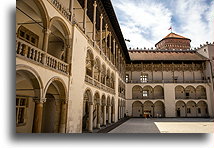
[42,78,67,133]
[132,101,143,117]
[175,85,185,99]
[186,101,197,117]
[196,86,207,100]
[143,101,154,118]
[132,85,143,99]
[85,49,94,77]
[82,89,93,132]
[185,86,196,99]
[16,68,42,133]
[94,58,101,82]
[154,101,165,117]
[154,86,164,99]
[176,101,186,117]
[93,92,100,129]
[197,101,208,117]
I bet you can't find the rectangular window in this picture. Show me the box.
[141,74,148,83]
[143,91,148,97]
[187,108,191,113]
[198,108,201,114]
[186,92,190,97]
[16,96,28,126]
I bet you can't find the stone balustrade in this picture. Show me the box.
[16,38,69,74]
[127,79,208,84]
[85,75,115,95]
[175,96,207,100]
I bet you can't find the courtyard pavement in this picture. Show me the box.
[108,118,214,133]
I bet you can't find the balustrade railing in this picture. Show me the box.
[85,75,115,95]
[131,96,164,100]
[175,96,207,100]
[127,79,208,84]
[16,38,69,74]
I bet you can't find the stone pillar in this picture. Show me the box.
[88,103,93,132]
[69,0,74,20]
[112,106,115,123]
[92,1,97,41]
[83,0,88,33]
[97,103,101,129]
[105,24,108,55]
[32,98,46,133]
[99,14,103,50]
[42,29,51,52]
[113,39,116,65]
[59,99,68,133]
[118,106,120,120]
[103,105,106,126]
[109,32,112,61]
[108,106,111,124]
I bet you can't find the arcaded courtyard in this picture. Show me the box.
[108,118,214,133]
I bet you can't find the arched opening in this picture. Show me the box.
[196,86,207,100]
[143,101,154,118]
[16,69,42,133]
[106,69,110,87]
[132,101,143,117]
[176,101,186,117]
[101,95,106,126]
[175,85,185,99]
[42,78,67,133]
[48,17,70,61]
[111,72,115,89]
[16,0,48,49]
[82,89,93,132]
[197,101,209,117]
[132,85,143,99]
[101,64,106,85]
[107,96,111,123]
[186,101,197,117]
[154,101,165,117]
[185,86,196,99]
[111,97,115,122]
[93,92,100,129]
[142,86,153,99]
[94,58,101,82]
[154,86,164,99]
[85,50,94,77]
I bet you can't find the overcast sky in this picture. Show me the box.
[111,0,214,49]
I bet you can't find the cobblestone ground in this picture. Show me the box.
[108,118,214,133]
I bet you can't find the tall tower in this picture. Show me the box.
[155,32,191,50]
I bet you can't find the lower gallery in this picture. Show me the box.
[16,0,214,133]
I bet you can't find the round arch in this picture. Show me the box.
[132,101,143,117]
[154,101,165,117]
[186,101,197,117]
[196,85,206,100]
[132,85,143,99]
[176,101,186,117]
[154,85,164,99]
[143,101,154,118]
[197,101,208,117]
[175,85,185,99]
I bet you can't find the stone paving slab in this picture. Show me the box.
[108,118,214,133]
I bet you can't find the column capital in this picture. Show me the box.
[100,13,103,19]
[113,39,116,43]
[105,24,108,29]
[93,1,97,7]
[42,29,51,34]
[33,97,46,103]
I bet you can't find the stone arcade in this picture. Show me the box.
[16,0,214,133]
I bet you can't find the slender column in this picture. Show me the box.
[108,106,112,124]
[109,32,112,61]
[88,103,93,132]
[113,39,116,65]
[92,1,97,41]
[118,105,121,119]
[42,29,51,52]
[120,106,123,118]
[112,106,115,123]
[105,24,108,55]
[99,14,103,49]
[69,0,74,20]
[103,104,106,126]
[97,103,101,129]
[32,98,46,133]
[59,99,68,133]
[83,0,88,33]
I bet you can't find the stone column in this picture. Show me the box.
[109,32,112,61]
[42,29,51,52]
[97,103,101,129]
[92,1,97,41]
[69,0,74,20]
[105,24,108,55]
[118,106,121,120]
[59,99,68,133]
[83,0,88,33]
[103,104,106,126]
[113,39,116,65]
[32,98,46,133]
[88,103,93,132]
[112,106,115,123]
[108,105,111,124]
[99,14,103,50]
